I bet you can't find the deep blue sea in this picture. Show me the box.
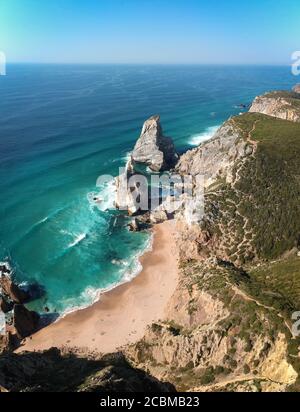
[0,64,296,314]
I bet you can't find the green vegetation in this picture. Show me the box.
[249,257,300,313]
[263,91,300,108]
[205,113,300,262]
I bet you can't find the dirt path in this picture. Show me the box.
[231,285,293,335]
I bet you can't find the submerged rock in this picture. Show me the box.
[13,304,40,339]
[132,115,178,172]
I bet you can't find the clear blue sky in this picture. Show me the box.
[0,0,299,64]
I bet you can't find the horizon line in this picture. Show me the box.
[6,62,293,67]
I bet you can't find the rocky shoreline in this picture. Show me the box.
[0,262,54,349]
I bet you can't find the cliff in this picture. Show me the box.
[124,88,300,392]
[0,349,175,392]
[249,90,300,122]
[176,119,254,187]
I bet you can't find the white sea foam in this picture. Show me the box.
[34,216,49,226]
[68,233,86,248]
[111,259,129,267]
[122,152,132,163]
[0,311,5,335]
[189,125,220,146]
[88,179,116,212]
[58,232,154,320]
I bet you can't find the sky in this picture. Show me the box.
[0,0,299,64]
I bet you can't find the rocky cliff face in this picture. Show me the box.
[249,91,300,122]
[0,349,175,392]
[176,120,254,188]
[126,259,298,392]
[125,89,300,392]
[0,263,42,344]
[132,115,178,172]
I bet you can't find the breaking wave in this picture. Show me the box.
[189,125,220,146]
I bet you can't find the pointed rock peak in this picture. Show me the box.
[132,115,178,172]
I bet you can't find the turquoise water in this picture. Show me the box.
[0,64,296,314]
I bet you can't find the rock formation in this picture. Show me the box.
[249,90,300,122]
[132,115,178,172]
[0,349,175,392]
[13,304,40,339]
[114,158,145,215]
[176,120,253,188]
[0,265,29,304]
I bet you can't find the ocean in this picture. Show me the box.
[0,64,296,314]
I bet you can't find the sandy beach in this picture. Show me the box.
[18,220,178,354]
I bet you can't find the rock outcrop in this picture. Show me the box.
[13,304,40,339]
[0,264,29,304]
[0,349,175,392]
[176,119,254,187]
[132,115,178,172]
[115,158,146,215]
[126,259,298,392]
[293,84,300,94]
[249,90,300,122]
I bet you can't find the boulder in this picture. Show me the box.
[13,304,40,339]
[132,115,178,172]
[0,274,29,304]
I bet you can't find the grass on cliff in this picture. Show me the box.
[262,91,300,108]
[249,256,300,313]
[231,113,300,260]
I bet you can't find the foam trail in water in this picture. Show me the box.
[189,125,220,146]
[68,233,87,248]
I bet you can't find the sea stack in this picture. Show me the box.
[132,115,178,172]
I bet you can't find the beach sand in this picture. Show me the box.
[18,220,178,354]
